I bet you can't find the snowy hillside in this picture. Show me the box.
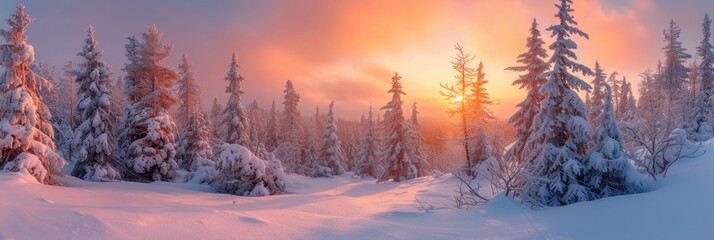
[2,142,713,239]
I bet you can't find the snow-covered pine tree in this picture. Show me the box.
[275,80,303,173]
[175,55,213,173]
[54,61,78,162]
[110,76,126,128]
[335,118,359,171]
[689,60,700,97]
[56,61,78,129]
[280,80,302,145]
[588,62,607,130]
[505,19,550,166]
[688,14,714,142]
[70,26,121,181]
[378,73,416,182]
[219,52,250,147]
[465,62,495,175]
[117,36,142,163]
[607,72,620,109]
[354,106,380,178]
[247,99,264,150]
[374,114,385,157]
[314,106,324,143]
[523,0,594,206]
[300,120,331,177]
[318,101,346,175]
[624,83,638,122]
[264,100,280,151]
[174,55,196,133]
[617,77,639,149]
[37,62,63,154]
[661,20,692,93]
[182,111,215,184]
[635,70,660,126]
[209,97,223,139]
[583,81,642,198]
[440,44,476,174]
[409,102,430,177]
[0,5,66,185]
[35,62,58,116]
[122,25,179,181]
[660,20,692,126]
[616,77,629,121]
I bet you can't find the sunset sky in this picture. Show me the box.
[1,0,713,123]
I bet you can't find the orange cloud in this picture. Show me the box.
[12,0,709,123]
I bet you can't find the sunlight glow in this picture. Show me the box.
[453,96,463,103]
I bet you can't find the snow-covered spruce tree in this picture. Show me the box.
[335,118,359,171]
[688,60,699,94]
[624,85,637,122]
[117,36,141,163]
[318,101,345,175]
[616,77,639,144]
[121,26,179,182]
[505,18,549,168]
[275,80,303,173]
[35,62,58,117]
[175,55,213,173]
[110,76,127,126]
[606,72,620,109]
[173,55,195,133]
[583,81,643,199]
[264,100,279,151]
[181,110,215,184]
[617,77,638,145]
[464,62,495,176]
[209,97,223,139]
[378,73,417,182]
[280,80,302,144]
[588,62,607,130]
[616,77,631,121]
[301,125,331,177]
[247,100,265,150]
[354,106,380,178]
[0,5,66,185]
[409,102,430,177]
[313,106,325,143]
[523,0,594,206]
[70,26,121,181]
[660,20,692,92]
[220,52,250,147]
[688,14,714,142]
[440,44,476,175]
[53,61,78,129]
[54,61,78,162]
[212,143,286,196]
[660,20,692,126]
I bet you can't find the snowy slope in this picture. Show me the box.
[2,142,714,239]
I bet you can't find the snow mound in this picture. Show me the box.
[1,142,713,239]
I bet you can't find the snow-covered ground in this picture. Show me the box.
[2,143,714,240]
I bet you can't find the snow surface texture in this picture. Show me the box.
[2,141,714,239]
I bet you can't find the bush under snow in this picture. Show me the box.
[212,143,287,196]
